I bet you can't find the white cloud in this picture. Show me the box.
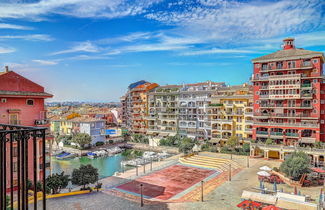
[146,0,324,41]
[0,0,162,19]
[181,48,257,56]
[0,34,53,41]
[0,46,15,54]
[32,59,58,65]
[0,23,33,30]
[51,41,100,55]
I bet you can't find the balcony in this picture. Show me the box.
[254,122,319,128]
[270,132,282,136]
[286,133,299,137]
[256,131,268,135]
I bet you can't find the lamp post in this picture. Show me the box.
[136,164,138,176]
[228,164,232,181]
[143,162,146,174]
[140,184,144,207]
[150,157,153,171]
[201,181,204,202]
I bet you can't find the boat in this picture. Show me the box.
[87,152,97,159]
[56,152,76,160]
[107,147,123,155]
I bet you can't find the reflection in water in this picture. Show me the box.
[51,154,131,179]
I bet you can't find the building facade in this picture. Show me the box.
[0,66,53,189]
[208,84,253,145]
[121,80,158,134]
[250,38,325,162]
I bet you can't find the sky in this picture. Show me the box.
[0,0,324,102]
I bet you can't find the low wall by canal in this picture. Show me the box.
[127,142,179,154]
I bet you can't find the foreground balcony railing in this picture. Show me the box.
[0,123,47,210]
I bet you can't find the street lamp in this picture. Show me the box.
[201,181,204,202]
[140,184,144,207]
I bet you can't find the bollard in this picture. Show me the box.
[140,184,144,207]
[201,181,204,202]
[247,156,249,168]
[150,157,153,171]
[230,153,232,160]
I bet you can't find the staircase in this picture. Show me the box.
[179,155,241,172]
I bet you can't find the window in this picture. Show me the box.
[321,110,324,114]
[313,79,317,83]
[313,59,318,64]
[321,90,325,94]
[1,98,6,103]
[26,99,34,106]
[322,100,325,104]
[321,120,324,124]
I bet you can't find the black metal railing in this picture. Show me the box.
[0,124,47,210]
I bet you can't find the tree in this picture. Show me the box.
[265,138,273,145]
[46,172,70,194]
[71,164,99,190]
[72,133,92,148]
[122,131,131,142]
[242,143,250,153]
[280,151,310,180]
[178,137,196,154]
[226,136,239,149]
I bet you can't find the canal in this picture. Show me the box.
[51,153,132,179]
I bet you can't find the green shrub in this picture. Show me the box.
[95,141,104,146]
[242,143,250,152]
[109,140,114,144]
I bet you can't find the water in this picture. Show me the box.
[51,153,131,179]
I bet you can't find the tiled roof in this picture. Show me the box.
[252,48,324,63]
[0,90,53,97]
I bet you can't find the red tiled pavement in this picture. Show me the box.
[116,165,215,200]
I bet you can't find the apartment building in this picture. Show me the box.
[250,38,325,161]
[208,84,253,145]
[146,81,227,140]
[0,66,53,188]
[121,80,158,134]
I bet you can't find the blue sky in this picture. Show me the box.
[0,0,324,102]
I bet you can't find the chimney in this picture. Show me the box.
[4,65,9,73]
[283,38,295,50]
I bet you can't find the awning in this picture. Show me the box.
[276,197,317,210]
[241,190,277,205]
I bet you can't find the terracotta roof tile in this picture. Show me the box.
[252,48,324,63]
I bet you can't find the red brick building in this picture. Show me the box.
[252,38,325,146]
[0,66,53,190]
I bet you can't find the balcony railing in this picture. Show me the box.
[0,124,47,210]
[254,122,319,128]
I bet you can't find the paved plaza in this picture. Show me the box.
[42,152,323,210]
[116,164,217,200]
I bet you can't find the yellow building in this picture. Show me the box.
[208,84,253,145]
